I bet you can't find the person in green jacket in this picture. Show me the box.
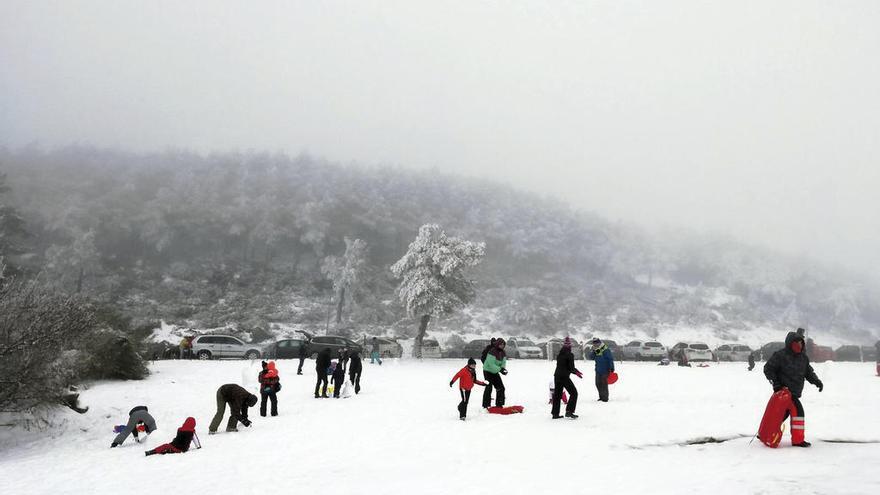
[481,338,508,408]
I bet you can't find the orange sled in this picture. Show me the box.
[488,406,524,415]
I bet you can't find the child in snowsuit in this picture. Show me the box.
[348,350,363,394]
[548,378,569,405]
[552,337,582,419]
[450,358,487,420]
[145,417,200,456]
[111,405,157,448]
[332,359,346,398]
[258,361,281,417]
[482,338,508,409]
[589,338,614,402]
[208,384,258,434]
[315,348,332,398]
[763,329,824,447]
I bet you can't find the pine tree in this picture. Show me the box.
[391,224,485,358]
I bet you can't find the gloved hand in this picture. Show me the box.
[449,381,454,388]
[241,419,252,427]
[770,380,782,392]
[574,371,583,379]
[816,380,824,392]
[500,368,508,375]
[110,442,119,448]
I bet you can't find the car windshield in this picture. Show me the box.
[626,341,641,347]
[519,340,535,347]
[645,342,662,347]
[689,344,709,350]
[734,345,750,351]
[423,341,439,347]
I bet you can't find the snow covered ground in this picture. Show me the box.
[2,359,879,495]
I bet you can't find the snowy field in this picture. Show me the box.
[1,359,879,495]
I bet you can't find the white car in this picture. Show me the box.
[621,340,667,361]
[684,342,713,362]
[714,344,752,362]
[367,337,403,358]
[191,335,262,360]
[418,338,442,359]
[506,338,543,359]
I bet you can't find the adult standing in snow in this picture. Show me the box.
[258,361,281,417]
[111,405,157,447]
[748,352,756,371]
[552,337,582,419]
[875,340,880,376]
[370,337,383,365]
[208,384,258,434]
[349,349,363,394]
[589,338,614,402]
[763,329,824,447]
[297,339,309,375]
[482,338,508,409]
[315,347,332,398]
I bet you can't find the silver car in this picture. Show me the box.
[192,335,262,360]
[714,344,752,361]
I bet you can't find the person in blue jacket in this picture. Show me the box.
[589,338,614,402]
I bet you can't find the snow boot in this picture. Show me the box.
[793,441,812,448]
[565,412,579,419]
[226,428,238,433]
[552,415,564,419]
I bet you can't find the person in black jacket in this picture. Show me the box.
[208,384,258,434]
[348,350,363,394]
[480,338,496,364]
[145,417,200,456]
[332,359,346,398]
[551,337,582,419]
[297,340,309,375]
[763,329,824,447]
[315,347,332,398]
[748,352,756,371]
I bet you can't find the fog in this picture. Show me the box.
[1,1,878,278]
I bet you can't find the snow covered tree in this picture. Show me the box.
[321,238,368,324]
[0,173,28,278]
[391,224,485,358]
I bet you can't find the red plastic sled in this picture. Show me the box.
[607,371,619,384]
[488,405,524,415]
[757,388,796,448]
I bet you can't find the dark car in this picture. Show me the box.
[861,345,877,363]
[263,338,309,359]
[463,339,492,359]
[835,345,862,362]
[308,335,363,359]
[760,341,786,361]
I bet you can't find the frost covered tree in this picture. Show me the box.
[391,224,485,358]
[321,238,368,324]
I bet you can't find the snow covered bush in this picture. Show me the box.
[391,224,485,358]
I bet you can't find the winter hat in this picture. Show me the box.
[246,395,258,407]
[467,358,476,366]
[591,338,602,347]
[180,417,196,432]
[563,337,572,349]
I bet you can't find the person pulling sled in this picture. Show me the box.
[761,329,824,447]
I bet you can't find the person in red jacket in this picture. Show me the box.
[258,361,281,417]
[145,417,200,456]
[449,358,487,420]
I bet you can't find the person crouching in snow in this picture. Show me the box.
[111,405,157,448]
[589,338,614,402]
[145,417,200,456]
[450,358,487,420]
[763,328,824,447]
[332,359,346,398]
[552,337,581,419]
[208,384,258,434]
[258,361,281,417]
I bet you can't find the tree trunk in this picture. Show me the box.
[335,287,345,324]
[413,314,430,359]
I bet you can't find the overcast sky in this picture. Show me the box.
[1,1,878,278]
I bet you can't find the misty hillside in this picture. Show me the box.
[1,147,878,346]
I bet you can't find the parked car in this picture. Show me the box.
[835,345,863,362]
[683,342,713,362]
[714,344,753,362]
[759,341,786,361]
[192,335,262,360]
[365,336,403,358]
[669,342,688,360]
[621,340,667,361]
[541,338,586,360]
[506,338,543,359]
[263,338,308,359]
[418,338,442,358]
[861,345,878,363]
[308,335,363,359]
[463,339,492,359]
[804,339,835,362]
